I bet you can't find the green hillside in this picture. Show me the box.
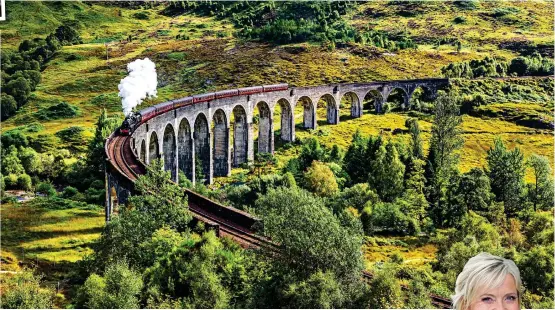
[1,1,553,309]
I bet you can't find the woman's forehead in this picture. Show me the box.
[476,274,518,296]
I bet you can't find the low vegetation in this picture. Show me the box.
[0,1,553,308]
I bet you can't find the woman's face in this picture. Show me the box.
[469,274,519,310]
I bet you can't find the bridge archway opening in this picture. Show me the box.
[139,139,146,162]
[294,96,315,130]
[363,90,383,113]
[255,101,272,154]
[211,109,229,177]
[410,86,435,112]
[340,92,362,120]
[148,131,159,164]
[317,94,338,125]
[178,118,193,182]
[273,98,293,145]
[163,124,177,182]
[385,88,409,112]
[194,113,210,184]
[231,105,248,167]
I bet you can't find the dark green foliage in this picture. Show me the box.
[453,168,495,216]
[330,183,379,214]
[1,130,28,148]
[34,102,79,120]
[366,266,404,308]
[0,269,55,309]
[55,126,86,152]
[17,174,33,191]
[526,154,554,211]
[442,54,553,78]
[369,142,405,202]
[405,118,424,159]
[133,11,150,20]
[256,186,363,279]
[90,160,191,271]
[5,77,31,107]
[86,109,122,178]
[76,261,143,309]
[142,229,251,308]
[54,25,82,45]
[366,200,420,236]
[342,130,368,185]
[425,94,463,227]
[518,245,554,297]
[1,93,18,120]
[486,138,526,217]
[36,182,56,197]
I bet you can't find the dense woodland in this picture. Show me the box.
[1,1,554,309]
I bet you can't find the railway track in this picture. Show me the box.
[106,132,451,309]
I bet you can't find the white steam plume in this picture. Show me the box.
[118,58,158,116]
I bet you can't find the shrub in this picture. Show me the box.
[133,11,150,20]
[0,269,55,308]
[36,182,56,196]
[35,102,79,120]
[1,93,17,120]
[5,174,18,188]
[17,174,32,191]
[453,16,467,24]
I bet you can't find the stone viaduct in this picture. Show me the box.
[128,78,448,184]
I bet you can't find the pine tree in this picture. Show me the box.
[486,137,525,217]
[370,142,405,202]
[425,94,463,227]
[405,118,424,159]
[87,109,122,177]
[527,154,554,211]
[343,130,368,185]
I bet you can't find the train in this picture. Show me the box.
[119,83,288,136]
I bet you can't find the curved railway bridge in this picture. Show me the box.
[105,78,451,309]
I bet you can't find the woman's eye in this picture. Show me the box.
[505,296,517,302]
[481,297,494,303]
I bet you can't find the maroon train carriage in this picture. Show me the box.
[193,92,215,103]
[215,89,239,99]
[238,86,263,96]
[154,100,174,115]
[173,96,193,109]
[262,83,288,92]
[139,106,157,123]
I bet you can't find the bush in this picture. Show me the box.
[34,102,79,120]
[0,269,55,308]
[17,174,32,191]
[36,182,56,196]
[453,16,467,24]
[133,11,150,20]
[1,93,17,120]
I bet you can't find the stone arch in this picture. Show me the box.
[317,94,338,125]
[295,96,315,129]
[232,105,248,167]
[212,109,229,177]
[385,87,409,111]
[163,124,177,182]
[148,131,159,164]
[363,89,384,113]
[178,118,193,182]
[274,98,293,142]
[139,139,146,162]
[340,92,362,119]
[256,101,272,154]
[194,113,210,183]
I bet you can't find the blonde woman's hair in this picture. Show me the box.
[452,252,522,310]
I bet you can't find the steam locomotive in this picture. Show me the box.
[119,83,288,136]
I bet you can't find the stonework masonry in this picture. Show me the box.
[130,79,448,184]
